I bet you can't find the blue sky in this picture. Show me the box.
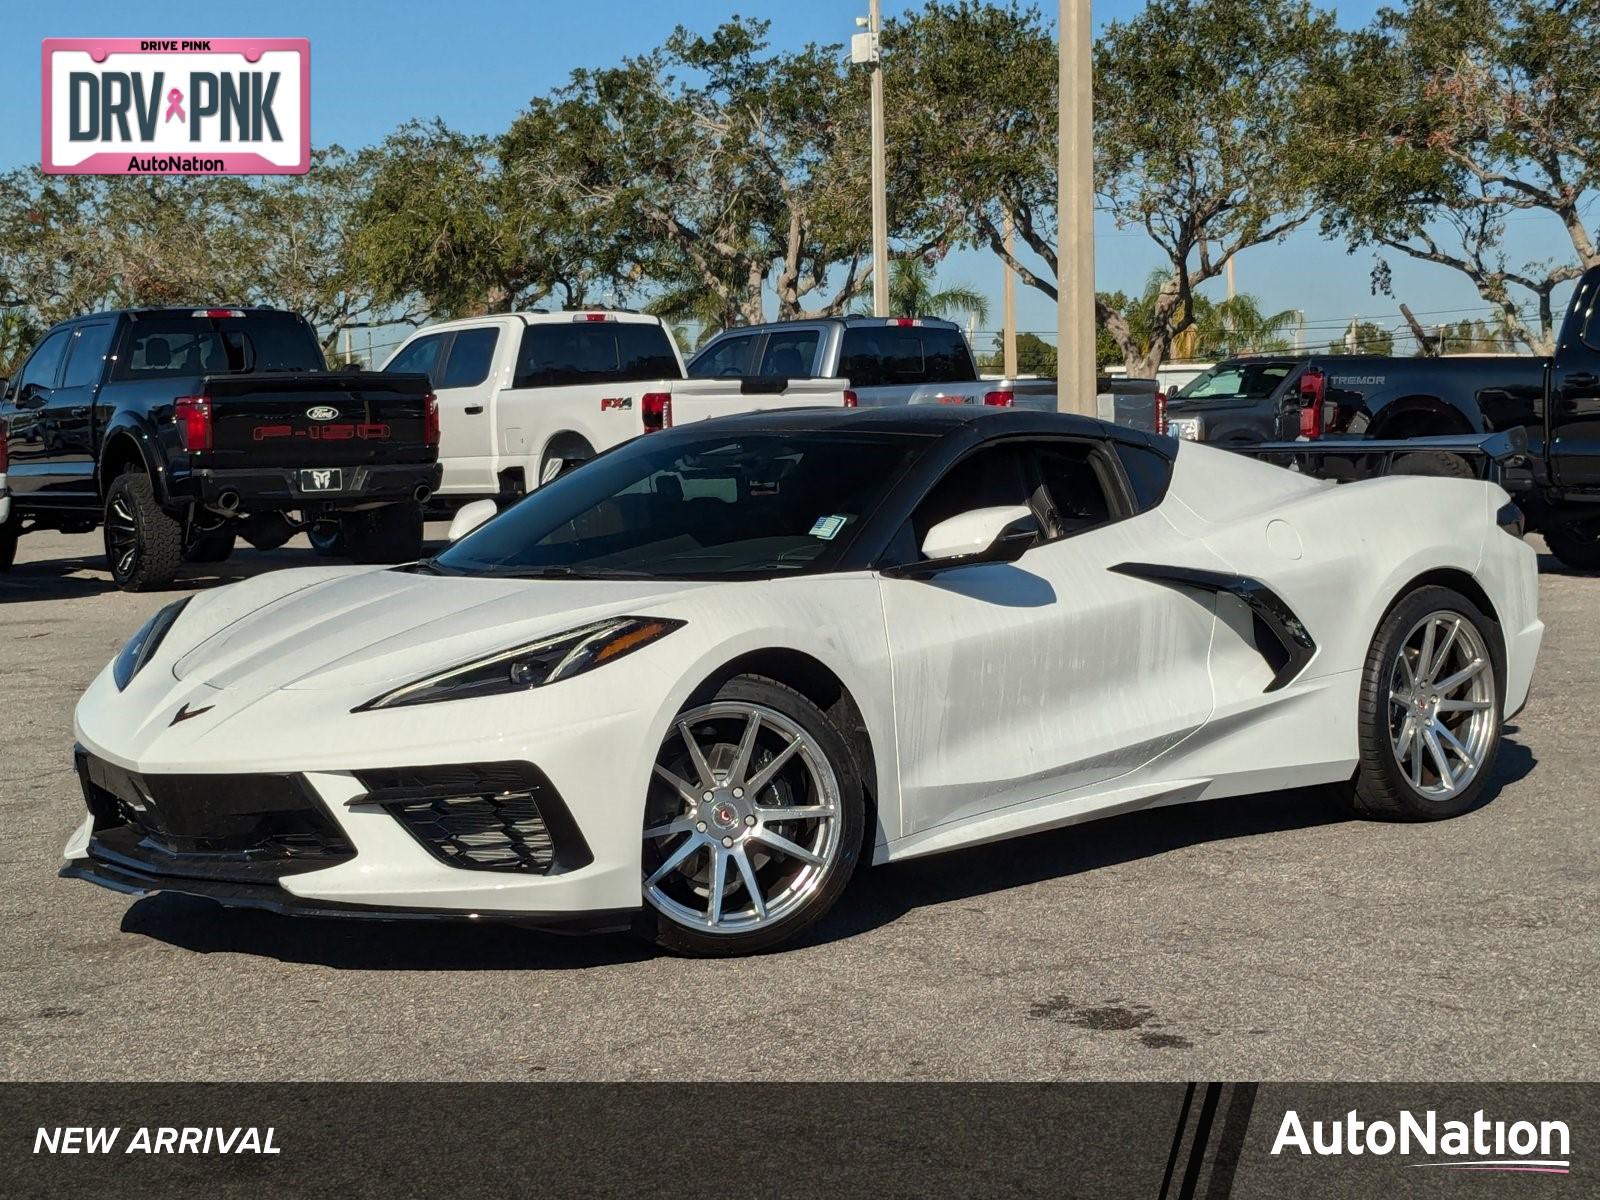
[2,0,1577,349]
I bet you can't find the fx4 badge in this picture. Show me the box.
[170,702,214,726]
[306,405,339,421]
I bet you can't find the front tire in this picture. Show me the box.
[341,501,424,564]
[1345,585,1504,821]
[103,471,183,591]
[637,676,866,956]
[1391,451,1475,479]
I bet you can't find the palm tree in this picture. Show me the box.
[859,257,991,324]
[1195,294,1299,357]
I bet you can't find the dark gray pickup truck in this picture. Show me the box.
[1163,268,1600,569]
[0,307,440,589]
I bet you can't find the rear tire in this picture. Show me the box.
[1542,516,1600,570]
[1343,585,1504,821]
[0,513,17,572]
[635,675,866,956]
[1391,451,1475,479]
[103,471,183,592]
[341,501,424,564]
[183,525,236,564]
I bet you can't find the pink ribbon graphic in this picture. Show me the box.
[164,88,185,123]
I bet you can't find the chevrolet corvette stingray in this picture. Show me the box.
[63,407,1542,955]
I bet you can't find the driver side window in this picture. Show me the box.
[690,334,758,379]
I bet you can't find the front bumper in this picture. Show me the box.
[167,461,442,509]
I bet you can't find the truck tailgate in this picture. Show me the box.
[668,377,850,425]
[203,372,434,469]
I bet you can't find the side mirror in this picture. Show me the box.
[1166,384,1180,400]
[917,504,1039,568]
[446,498,497,542]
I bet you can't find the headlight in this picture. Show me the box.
[358,616,683,710]
[113,598,192,691]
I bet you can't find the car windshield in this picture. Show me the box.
[1169,362,1292,408]
[431,430,927,579]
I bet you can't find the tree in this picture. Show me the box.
[888,0,1328,377]
[1325,320,1394,355]
[350,121,597,320]
[1193,294,1300,358]
[507,18,884,330]
[1306,0,1600,352]
[858,255,990,323]
[0,309,41,379]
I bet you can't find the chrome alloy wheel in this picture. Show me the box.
[643,701,842,934]
[1388,609,1497,801]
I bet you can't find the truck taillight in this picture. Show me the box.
[173,395,213,452]
[890,317,918,327]
[193,308,245,318]
[1297,368,1328,439]
[1156,389,1169,436]
[423,392,440,447]
[0,425,8,473]
[983,389,1015,407]
[575,313,614,323]
[641,392,672,432]
[843,390,859,408]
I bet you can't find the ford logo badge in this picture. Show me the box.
[306,406,339,421]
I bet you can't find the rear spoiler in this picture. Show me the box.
[1239,429,1534,492]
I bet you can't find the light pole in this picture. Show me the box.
[855,4,890,317]
[1056,0,1096,414]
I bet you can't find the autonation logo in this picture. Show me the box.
[1272,1108,1571,1174]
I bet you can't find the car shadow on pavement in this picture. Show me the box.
[113,739,1534,968]
[809,734,1538,948]
[119,896,654,970]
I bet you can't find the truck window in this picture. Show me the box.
[61,322,115,389]
[840,326,976,387]
[113,313,325,379]
[688,333,759,379]
[1170,362,1291,408]
[757,329,821,378]
[388,333,445,384]
[514,321,680,389]
[439,327,498,388]
[17,329,71,391]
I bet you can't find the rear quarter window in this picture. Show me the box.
[840,326,976,387]
[515,322,680,389]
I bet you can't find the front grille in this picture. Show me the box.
[355,762,593,876]
[75,747,354,882]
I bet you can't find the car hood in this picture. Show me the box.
[170,566,718,696]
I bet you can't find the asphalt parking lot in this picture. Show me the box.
[1,525,1595,1082]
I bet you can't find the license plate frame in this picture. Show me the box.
[298,467,344,493]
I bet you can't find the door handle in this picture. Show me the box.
[464,405,484,415]
[1565,372,1598,389]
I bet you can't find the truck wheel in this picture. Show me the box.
[539,437,595,486]
[104,470,184,591]
[0,514,17,572]
[342,501,424,564]
[1391,451,1475,479]
[1543,516,1600,571]
[308,521,347,557]
[183,525,236,564]
[241,513,296,552]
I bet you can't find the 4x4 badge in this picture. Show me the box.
[170,702,214,726]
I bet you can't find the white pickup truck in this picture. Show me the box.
[688,315,1159,430]
[383,311,850,503]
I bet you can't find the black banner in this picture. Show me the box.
[1,1083,1591,1197]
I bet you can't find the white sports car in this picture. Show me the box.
[63,407,1542,955]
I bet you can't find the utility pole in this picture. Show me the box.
[1057,0,1096,414]
[1225,257,1236,302]
[855,4,890,317]
[1002,214,1018,376]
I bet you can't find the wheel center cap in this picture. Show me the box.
[711,802,738,828]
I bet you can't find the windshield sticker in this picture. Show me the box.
[809,515,847,540]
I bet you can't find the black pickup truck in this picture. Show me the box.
[1164,265,1600,569]
[0,308,440,590]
